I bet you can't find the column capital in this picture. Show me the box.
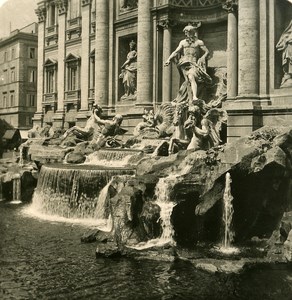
[157,19,176,30]
[222,0,238,13]
[55,0,68,15]
[35,6,46,23]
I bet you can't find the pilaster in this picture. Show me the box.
[53,0,68,128]
[33,4,46,126]
[80,0,91,111]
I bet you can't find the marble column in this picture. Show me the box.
[223,0,238,99]
[95,0,109,107]
[136,0,152,106]
[34,5,46,126]
[237,0,259,98]
[161,20,172,103]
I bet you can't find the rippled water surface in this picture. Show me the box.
[0,202,292,300]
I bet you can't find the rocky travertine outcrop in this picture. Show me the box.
[95,126,292,261]
[0,158,38,202]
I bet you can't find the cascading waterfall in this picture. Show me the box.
[129,161,195,250]
[84,149,142,167]
[18,147,24,166]
[24,165,134,223]
[11,175,22,204]
[130,175,179,250]
[154,176,177,244]
[223,172,234,248]
[93,179,114,232]
[0,176,4,201]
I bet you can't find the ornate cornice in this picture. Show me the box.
[222,0,238,13]
[55,0,68,15]
[35,6,46,22]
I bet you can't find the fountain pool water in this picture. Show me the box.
[2,202,292,300]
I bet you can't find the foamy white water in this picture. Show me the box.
[84,158,131,167]
[216,246,240,255]
[130,176,178,250]
[22,204,111,229]
[9,200,22,205]
[222,172,235,248]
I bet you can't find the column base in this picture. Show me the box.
[76,109,90,127]
[223,101,263,143]
[115,103,153,115]
[32,112,43,127]
[52,110,65,129]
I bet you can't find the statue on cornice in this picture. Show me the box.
[119,40,137,100]
[276,20,292,88]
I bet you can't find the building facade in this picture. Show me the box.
[0,23,38,130]
[34,0,292,140]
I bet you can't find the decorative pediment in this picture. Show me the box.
[65,53,81,62]
[44,58,57,67]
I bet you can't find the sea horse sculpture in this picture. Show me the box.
[133,100,226,155]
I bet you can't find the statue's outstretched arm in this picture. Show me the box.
[93,113,106,126]
[164,42,183,66]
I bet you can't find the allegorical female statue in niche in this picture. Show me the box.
[119,40,137,100]
[276,20,292,88]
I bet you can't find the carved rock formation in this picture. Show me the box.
[94,125,292,259]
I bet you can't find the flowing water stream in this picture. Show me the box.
[10,175,22,204]
[216,172,239,255]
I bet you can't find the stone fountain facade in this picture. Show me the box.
[11,0,290,267]
[34,0,292,141]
